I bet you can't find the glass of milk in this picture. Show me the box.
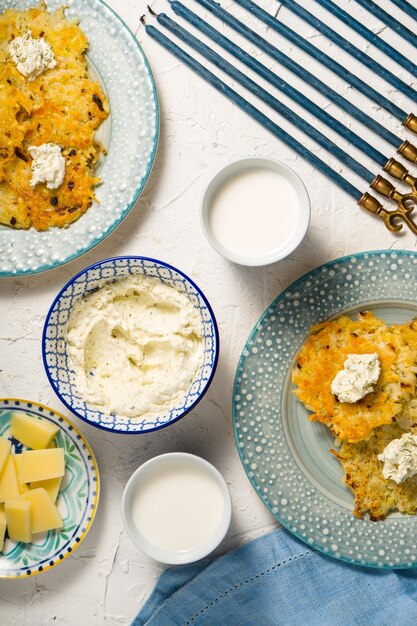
[200,157,310,266]
[122,453,231,564]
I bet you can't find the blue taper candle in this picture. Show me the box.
[145,23,363,201]
[388,0,417,25]
[315,0,417,76]
[158,12,377,183]
[231,0,414,118]
[191,0,401,148]
[276,0,417,102]
[146,22,416,233]
[353,0,417,49]
[170,1,389,167]
[312,0,416,77]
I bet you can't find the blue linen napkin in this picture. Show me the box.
[133,528,417,626]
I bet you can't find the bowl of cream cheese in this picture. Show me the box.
[42,257,219,433]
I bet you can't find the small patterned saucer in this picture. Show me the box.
[0,0,159,276]
[234,250,417,569]
[0,399,99,578]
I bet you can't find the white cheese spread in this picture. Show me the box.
[331,353,380,403]
[8,30,56,81]
[378,432,417,484]
[28,143,66,190]
[66,275,204,419]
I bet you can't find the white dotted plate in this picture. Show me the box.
[234,250,417,569]
[0,0,158,276]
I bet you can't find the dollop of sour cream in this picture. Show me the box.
[378,433,417,484]
[8,30,56,81]
[331,353,380,403]
[28,143,66,190]
[66,276,204,419]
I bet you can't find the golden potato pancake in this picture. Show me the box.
[335,424,417,520]
[0,2,108,230]
[292,312,417,443]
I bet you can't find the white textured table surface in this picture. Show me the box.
[1,0,417,623]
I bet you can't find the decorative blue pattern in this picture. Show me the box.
[0,399,99,579]
[234,250,417,569]
[42,257,219,433]
[0,0,159,276]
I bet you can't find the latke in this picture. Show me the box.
[293,311,417,519]
[0,2,109,230]
[292,312,417,443]
[335,424,417,520]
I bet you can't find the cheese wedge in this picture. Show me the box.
[12,455,29,494]
[0,505,6,551]
[10,413,58,450]
[30,476,62,502]
[0,438,10,476]
[15,448,65,484]
[18,488,63,534]
[0,454,20,502]
[5,500,32,543]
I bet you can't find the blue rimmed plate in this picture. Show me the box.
[0,0,159,276]
[0,398,99,578]
[234,249,417,569]
[42,256,219,433]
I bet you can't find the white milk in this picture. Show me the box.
[131,462,225,552]
[209,167,301,257]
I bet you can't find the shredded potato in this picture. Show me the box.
[292,312,417,520]
[292,312,417,443]
[335,424,417,521]
[0,2,109,230]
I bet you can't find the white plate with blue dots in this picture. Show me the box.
[234,250,417,569]
[0,0,159,276]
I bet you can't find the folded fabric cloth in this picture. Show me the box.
[133,527,417,626]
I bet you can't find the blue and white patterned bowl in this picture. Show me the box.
[0,0,159,276]
[42,257,219,433]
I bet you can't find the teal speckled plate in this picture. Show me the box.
[0,0,159,276]
[234,250,417,569]
[0,399,99,578]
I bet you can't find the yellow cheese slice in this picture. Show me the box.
[15,448,65,484]
[18,488,63,534]
[5,500,32,543]
[0,454,20,503]
[0,438,11,477]
[30,476,62,502]
[10,412,58,450]
[12,456,29,494]
[0,505,6,551]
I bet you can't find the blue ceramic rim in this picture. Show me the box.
[42,255,220,435]
[0,0,160,278]
[233,248,417,569]
[0,397,100,578]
